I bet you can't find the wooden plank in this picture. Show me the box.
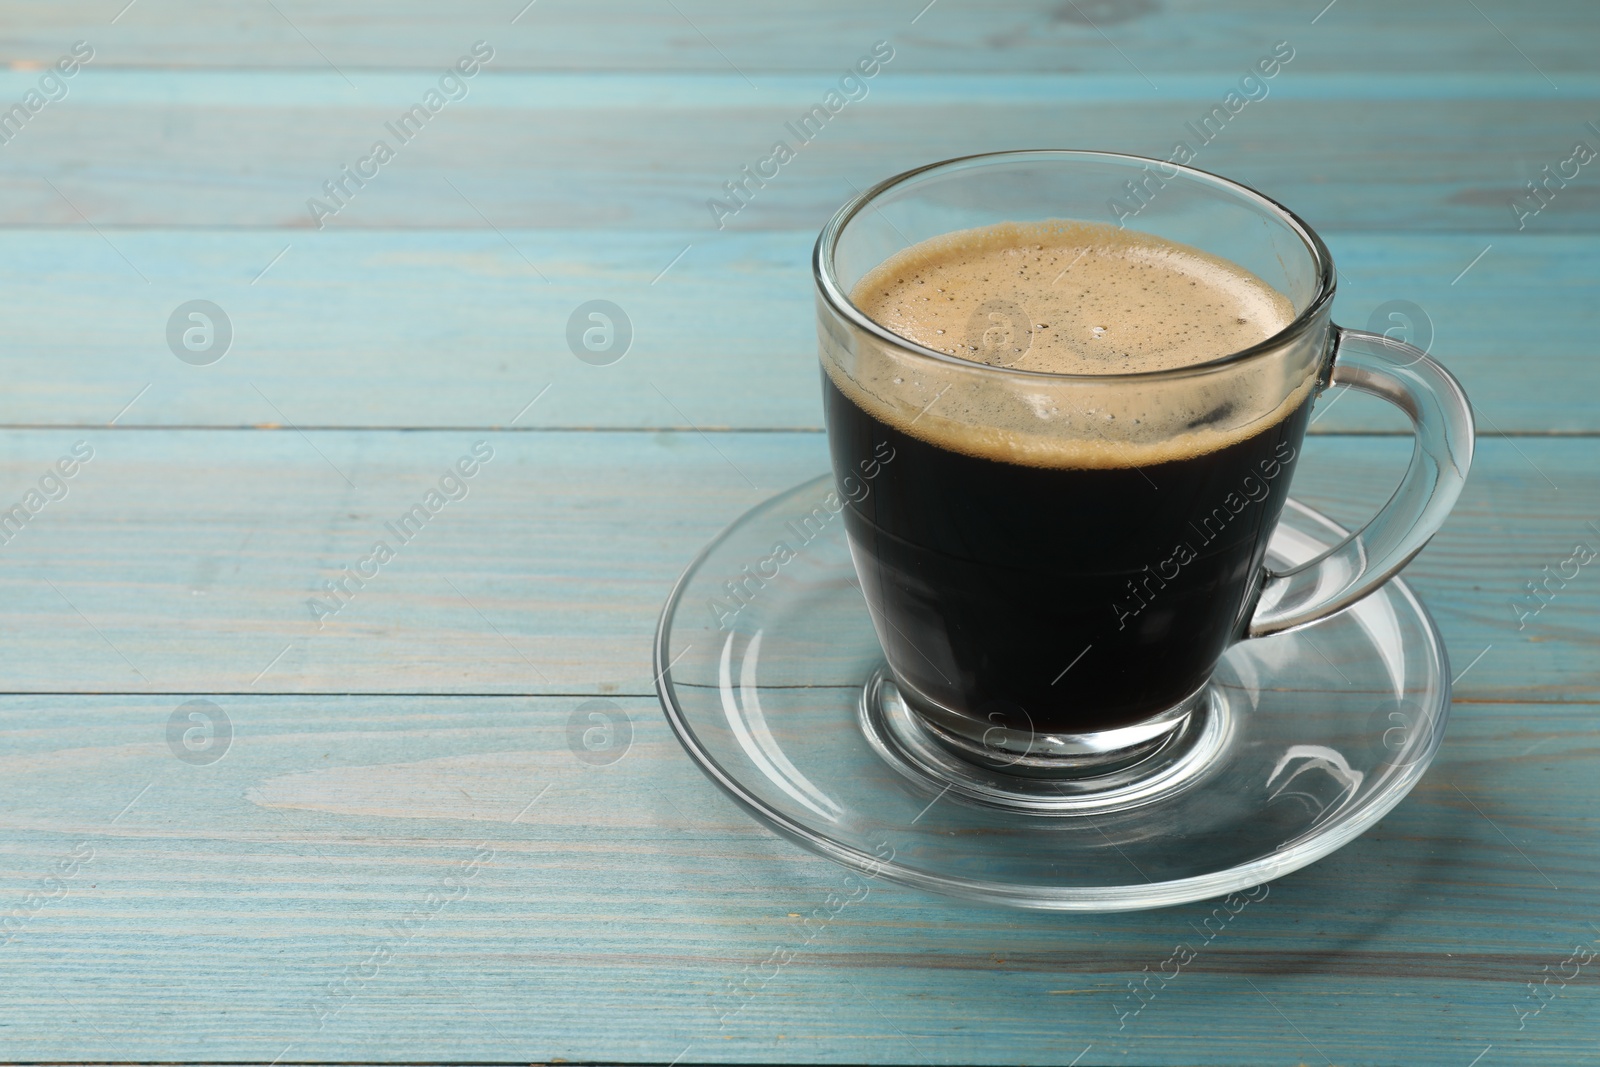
[0,687,1594,1064]
[0,429,1585,704]
[3,70,1590,107]
[0,229,1580,432]
[0,71,1593,231]
[0,427,826,695]
[1,0,1592,75]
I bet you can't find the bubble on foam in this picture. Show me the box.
[825,219,1316,471]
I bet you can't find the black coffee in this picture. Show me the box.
[827,220,1310,735]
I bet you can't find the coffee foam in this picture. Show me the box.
[828,219,1316,470]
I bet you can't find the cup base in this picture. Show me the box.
[889,672,1207,779]
[860,667,1231,814]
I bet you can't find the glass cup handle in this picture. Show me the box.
[1248,327,1476,638]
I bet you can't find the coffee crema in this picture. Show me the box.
[853,219,1293,373]
[826,219,1310,471]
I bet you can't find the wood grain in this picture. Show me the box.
[1,0,1592,75]
[0,229,1578,432]
[0,430,1584,706]
[0,689,1594,1063]
[0,71,1592,232]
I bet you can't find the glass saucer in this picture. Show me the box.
[654,475,1450,912]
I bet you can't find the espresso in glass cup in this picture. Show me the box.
[815,151,1473,779]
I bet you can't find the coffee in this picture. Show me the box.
[825,220,1312,737]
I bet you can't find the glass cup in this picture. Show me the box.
[814,150,1474,781]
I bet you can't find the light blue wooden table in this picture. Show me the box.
[0,1,1595,1063]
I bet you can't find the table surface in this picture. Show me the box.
[1,1,1596,1064]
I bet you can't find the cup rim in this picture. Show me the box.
[813,149,1337,383]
